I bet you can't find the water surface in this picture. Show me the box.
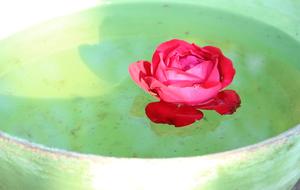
[0,2,300,157]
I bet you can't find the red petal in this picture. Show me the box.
[145,75,222,105]
[152,40,181,75]
[202,46,235,88]
[128,60,152,91]
[152,39,204,75]
[145,101,204,127]
[195,90,241,115]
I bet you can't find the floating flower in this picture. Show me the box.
[129,39,240,127]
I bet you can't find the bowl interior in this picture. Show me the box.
[0,2,300,158]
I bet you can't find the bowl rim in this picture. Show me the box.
[1,124,300,161]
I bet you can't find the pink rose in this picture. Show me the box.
[129,39,240,127]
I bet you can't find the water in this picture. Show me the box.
[0,2,300,157]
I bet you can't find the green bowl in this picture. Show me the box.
[1,0,300,189]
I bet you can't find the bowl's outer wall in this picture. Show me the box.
[1,127,300,190]
[0,0,300,190]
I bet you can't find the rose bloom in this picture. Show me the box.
[129,39,240,127]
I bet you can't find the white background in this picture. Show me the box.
[0,0,103,39]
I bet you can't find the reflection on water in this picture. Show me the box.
[0,3,300,157]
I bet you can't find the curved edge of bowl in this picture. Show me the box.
[1,124,300,190]
[1,124,300,161]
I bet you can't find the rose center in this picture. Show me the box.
[179,55,203,71]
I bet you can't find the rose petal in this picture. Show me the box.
[152,39,202,74]
[155,39,197,56]
[145,101,204,127]
[164,67,203,82]
[186,61,214,81]
[202,45,222,57]
[147,77,222,105]
[153,53,168,82]
[163,80,200,87]
[202,46,235,88]
[165,54,178,68]
[159,85,221,105]
[219,56,235,88]
[191,44,205,57]
[195,90,241,115]
[178,55,201,70]
[128,60,152,92]
[202,62,220,87]
[152,39,183,74]
[168,55,181,69]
